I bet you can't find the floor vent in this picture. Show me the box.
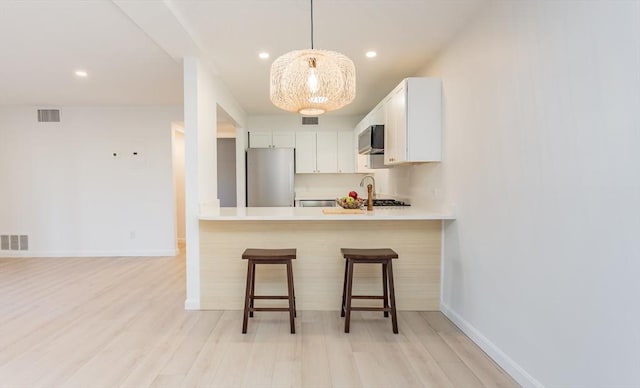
[38,109,61,122]
[0,235,28,251]
[302,116,319,125]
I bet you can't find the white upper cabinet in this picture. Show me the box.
[315,132,338,173]
[295,131,353,173]
[337,132,355,173]
[272,132,296,148]
[248,131,272,148]
[294,132,317,173]
[249,131,295,148]
[383,78,442,165]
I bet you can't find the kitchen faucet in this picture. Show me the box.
[359,175,376,199]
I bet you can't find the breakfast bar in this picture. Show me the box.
[199,207,454,311]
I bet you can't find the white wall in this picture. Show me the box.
[0,105,182,257]
[412,1,640,386]
[294,173,369,199]
[375,163,442,208]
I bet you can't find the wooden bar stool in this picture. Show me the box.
[340,248,399,334]
[242,248,297,334]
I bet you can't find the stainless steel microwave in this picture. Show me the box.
[358,125,385,154]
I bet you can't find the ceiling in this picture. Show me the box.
[0,0,485,118]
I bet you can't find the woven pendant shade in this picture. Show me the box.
[270,49,355,115]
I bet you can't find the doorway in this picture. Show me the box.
[216,106,238,207]
[172,123,185,250]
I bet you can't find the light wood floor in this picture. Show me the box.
[0,251,518,388]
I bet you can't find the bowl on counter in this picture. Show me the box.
[336,197,365,209]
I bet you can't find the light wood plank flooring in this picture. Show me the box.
[0,252,518,388]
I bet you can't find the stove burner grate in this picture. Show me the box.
[371,199,410,207]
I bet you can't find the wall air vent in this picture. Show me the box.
[10,235,19,250]
[0,235,29,251]
[19,235,28,251]
[302,116,319,125]
[37,109,60,122]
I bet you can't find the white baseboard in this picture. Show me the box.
[184,298,200,310]
[0,248,179,258]
[440,302,544,388]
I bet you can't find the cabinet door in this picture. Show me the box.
[315,132,338,173]
[383,93,396,164]
[395,88,408,163]
[405,77,442,162]
[272,132,295,148]
[337,131,355,173]
[295,132,317,173]
[384,86,407,165]
[249,132,272,148]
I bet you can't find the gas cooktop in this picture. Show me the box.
[372,199,411,207]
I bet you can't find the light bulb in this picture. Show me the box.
[307,67,319,93]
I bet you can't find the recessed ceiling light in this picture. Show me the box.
[365,51,377,58]
[74,70,88,77]
[258,52,270,60]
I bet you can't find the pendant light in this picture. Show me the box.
[269,0,356,115]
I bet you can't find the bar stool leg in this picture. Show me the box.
[344,259,354,333]
[382,262,389,318]
[386,259,399,334]
[289,261,297,318]
[242,259,255,334]
[249,262,256,318]
[286,260,296,334]
[341,259,348,317]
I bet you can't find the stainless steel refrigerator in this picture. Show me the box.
[246,148,295,207]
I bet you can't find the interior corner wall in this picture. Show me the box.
[183,57,248,310]
[195,64,218,208]
[423,1,640,387]
[0,105,182,257]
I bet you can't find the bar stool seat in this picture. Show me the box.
[340,248,399,334]
[242,248,297,334]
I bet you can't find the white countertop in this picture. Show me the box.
[199,206,455,221]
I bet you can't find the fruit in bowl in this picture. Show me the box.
[337,195,365,209]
